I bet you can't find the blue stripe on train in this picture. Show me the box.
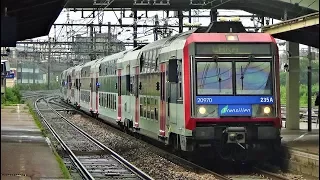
[196,96,274,105]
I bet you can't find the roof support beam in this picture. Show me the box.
[275,0,319,11]
[261,12,319,34]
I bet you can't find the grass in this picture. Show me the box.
[54,150,72,179]
[26,103,72,179]
[26,103,46,136]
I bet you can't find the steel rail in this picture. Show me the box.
[57,97,231,180]
[253,167,290,180]
[34,97,94,180]
[46,96,153,180]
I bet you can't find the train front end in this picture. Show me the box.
[183,33,281,162]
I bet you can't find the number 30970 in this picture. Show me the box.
[197,98,213,103]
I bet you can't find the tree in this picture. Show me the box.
[279,58,319,86]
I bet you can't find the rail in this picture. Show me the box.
[35,96,153,180]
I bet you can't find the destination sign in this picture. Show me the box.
[196,43,271,55]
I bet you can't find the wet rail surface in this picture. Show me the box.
[34,96,153,180]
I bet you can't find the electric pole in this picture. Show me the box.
[107,22,111,55]
[48,38,51,90]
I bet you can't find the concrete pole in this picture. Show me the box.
[307,46,312,131]
[33,44,35,84]
[48,38,51,90]
[285,42,300,130]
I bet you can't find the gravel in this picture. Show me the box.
[37,99,102,152]
[66,114,220,180]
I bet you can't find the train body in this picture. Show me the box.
[61,21,281,162]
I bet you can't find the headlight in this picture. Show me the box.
[198,106,207,115]
[263,106,271,114]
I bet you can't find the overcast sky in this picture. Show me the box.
[31,9,307,51]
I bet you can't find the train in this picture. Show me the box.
[61,20,282,163]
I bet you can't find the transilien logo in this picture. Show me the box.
[220,105,229,114]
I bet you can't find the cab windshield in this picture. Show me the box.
[196,61,233,95]
[195,60,273,95]
[235,61,272,95]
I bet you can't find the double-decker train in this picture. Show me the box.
[61,20,282,162]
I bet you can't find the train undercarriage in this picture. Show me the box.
[169,123,282,163]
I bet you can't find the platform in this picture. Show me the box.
[1,104,64,180]
[281,121,319,155]
[280,121,319,177]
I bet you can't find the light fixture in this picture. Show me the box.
[198,106,206,115]
[263,106,271,114]
[284,63,289,72]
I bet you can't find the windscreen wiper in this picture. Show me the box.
[218,67,222,92]
[240,55,254,90]
[212,55,222,92]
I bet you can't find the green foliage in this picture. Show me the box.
[16,82,60,91]
[280,84,319,106]
[280,58,319,87]
[2,86,22,105]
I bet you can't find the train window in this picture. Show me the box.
[155,108,158,121]
[178,82,182,99]
[147,103,150,119]
[196,61,233,95]
[235,61,272,95]
[106,94,109,108]
[111,94,114,110]
[102,93,105,107]
[110,94,112,109]
[140,54,144,72]
[140,104,143,117]
[114,95,117,110]
[150,108,155,120]
[109,94,112,109]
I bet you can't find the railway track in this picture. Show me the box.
[54,97,292,180]
[34,96,153,180]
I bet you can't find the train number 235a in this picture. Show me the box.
[196,98,213,103]
[260,97,273,103]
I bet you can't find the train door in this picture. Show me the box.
[166,59,180,125]
[159,63,166,137]
[90,73,94,112]
[117,69,122,122]
[134,67,140,129]
[67,75,72,102]
[125,65,131,118]
[95,72,99,115]
[78,76,81,106]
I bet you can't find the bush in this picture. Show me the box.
[2,86,22,105]
[280,84,319,106]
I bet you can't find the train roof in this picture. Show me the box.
[118,46,144,64]
[81,58,100,68]
[97,49,131,64]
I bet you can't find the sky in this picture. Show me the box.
[28,8,307,52]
